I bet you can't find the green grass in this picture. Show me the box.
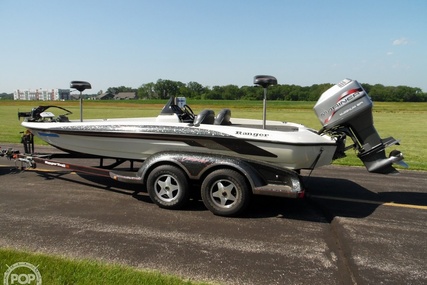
[0,248,208,285]
[1,100,426,170]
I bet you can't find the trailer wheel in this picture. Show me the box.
[201,169,251,216]
[147,165,190,209]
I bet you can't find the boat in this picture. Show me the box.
[20,76,406,174]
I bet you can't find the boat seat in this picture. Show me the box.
[193,109,215,125]
[214,108,232,125]
[70,81,92,92]
[253,75,277,88]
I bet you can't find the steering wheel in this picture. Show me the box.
[183,104,195,121]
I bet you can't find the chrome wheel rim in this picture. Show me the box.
[154,174,180,202]
[210,179,238,208]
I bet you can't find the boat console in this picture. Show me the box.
[159,96,232,125]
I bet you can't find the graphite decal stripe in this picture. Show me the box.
[31,128,333,157]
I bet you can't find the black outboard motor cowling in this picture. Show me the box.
[314,79,406,174]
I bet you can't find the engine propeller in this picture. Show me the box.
[389,150,408,168]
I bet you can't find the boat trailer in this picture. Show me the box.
[1,144,305,217]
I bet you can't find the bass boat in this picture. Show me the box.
[20,76,406,174]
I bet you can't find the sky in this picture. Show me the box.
[1,0,426,94]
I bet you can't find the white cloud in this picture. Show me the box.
[387,51,394,56]
[392,37,409,46]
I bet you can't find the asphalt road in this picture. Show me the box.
[1,144,426,284]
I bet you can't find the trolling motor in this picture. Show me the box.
[17,106,73,154]
[18,105,73,122]
[314,79,407,174]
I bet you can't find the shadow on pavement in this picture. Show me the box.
[0,165,23,175]
[5,163,426,222]
[303,176,427,222]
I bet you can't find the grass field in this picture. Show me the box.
[1,100,426,170]
[0,248,207,285]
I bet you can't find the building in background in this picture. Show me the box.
[14,88,71,100]
[114,92,137,100]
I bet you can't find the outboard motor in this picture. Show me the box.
[314,79,407,174]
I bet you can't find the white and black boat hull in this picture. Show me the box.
[23,119,338,170]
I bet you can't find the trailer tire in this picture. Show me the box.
[147,165,190,210]
[201,169,251,216]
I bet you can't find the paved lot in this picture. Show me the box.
[1,144,426,284]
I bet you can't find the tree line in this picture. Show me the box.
[106,79,427,102]
[2,80,426,102]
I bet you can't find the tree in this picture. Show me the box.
[267,85,282,100]
[204,86,224,100]
[369,84,386,101]
[186,81,206,98]
[0,93,13,99]
[154,79,185,99]
[308,84,333,101]
[241,86,260,100]
[397,86,424,102]
[222,85,241,100]
[138,82,156,99]
[103,79,426,102]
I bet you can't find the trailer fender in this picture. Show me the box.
[134,151,265,189]
[110,151,303,198]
